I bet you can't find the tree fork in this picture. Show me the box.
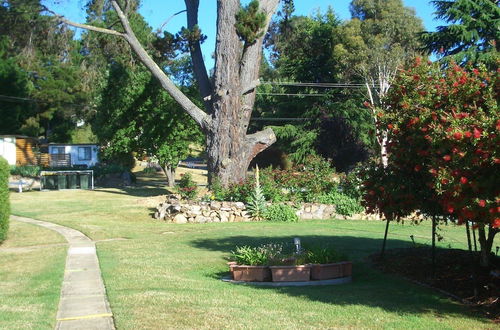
[49,0,280,186]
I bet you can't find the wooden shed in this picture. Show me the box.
[0,135,39,166]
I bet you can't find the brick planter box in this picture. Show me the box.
[269,265,311,282]
[230,265,272,282]
[310,261,352,280]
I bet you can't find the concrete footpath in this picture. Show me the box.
[12,215,115,330]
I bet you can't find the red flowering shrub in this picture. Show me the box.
[363,59,499,266]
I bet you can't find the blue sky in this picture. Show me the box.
[50,0,444,68]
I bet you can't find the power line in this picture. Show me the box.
[256,92,331,97]
[250,117,310,122]
[261,81,368,88]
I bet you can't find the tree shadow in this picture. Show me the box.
[190,235,488,323]
[92,186,170,197]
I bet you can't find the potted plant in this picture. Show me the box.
[305,244,351,280]
[229,244,283,282]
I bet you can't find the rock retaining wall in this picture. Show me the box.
[154,196,382,223]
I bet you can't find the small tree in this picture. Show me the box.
[0,156,10,244]
[363,58,499,267]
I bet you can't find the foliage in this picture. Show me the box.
[261,9,375,165]
[246,166,267,220]
[263,204,299,222]
[422,0,500,68]
[90,164,130,178]
[0,156,10,243]
[0,1,92,141]
[230,243,284,266]
[235,0,266,46]
[316,116,371,172]
[303,243,348,264]
[363,58,499,265]
[338,165,365,201]
[87,4,202,186]
[263,155,339,201]
[9,165,41,178]
[176,173,198,200]
[0,36,36,135]
[317,192,364,217]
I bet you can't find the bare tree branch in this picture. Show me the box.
[43,6,124,37]
[109,1,210,129]
[156,10,187,34]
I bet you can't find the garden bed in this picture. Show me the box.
[371,248,500,322]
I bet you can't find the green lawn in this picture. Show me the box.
[4,183,493,329]
[0,221,66,329]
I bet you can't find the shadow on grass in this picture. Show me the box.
[93,187,170,197]
[191,235,488,323]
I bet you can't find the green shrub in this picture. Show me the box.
[176,173,198,200]
[338,165,365,200]
[10,165,41,177]
[230,243,284,266]
[303,244,348,264]
[263,203,299,222]
[0,157,10,243]
[90,164,129,178]
[318,192,364,216]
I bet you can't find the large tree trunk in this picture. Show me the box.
[54,0,280,187]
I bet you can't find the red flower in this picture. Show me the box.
[473,127,482,139]
[443,155,451,161]
[460,177,468,184]
[453,132,463,140]
[478,200,486,207]
[493,218,500,229]
[414,165,422,172]
[464,131,472,138]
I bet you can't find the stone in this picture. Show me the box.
[234,202,245,209]
[210,201,221,209]
[194,215,207,223]
[173,214,188,224]
[190,205,201,212]
[229,214,235,222]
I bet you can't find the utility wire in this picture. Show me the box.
[261,81,367,88]
[256,92,330,97]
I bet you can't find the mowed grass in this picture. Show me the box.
[7,181,494,329]
[0,221,66,329]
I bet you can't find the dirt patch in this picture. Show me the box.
[371,248,500,322]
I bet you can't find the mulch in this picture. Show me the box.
[370,247,500,322]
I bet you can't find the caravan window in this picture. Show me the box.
[78,147,91,160]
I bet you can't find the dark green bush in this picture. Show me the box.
[263,204,299,222]
[90,164,129,178]
[176,173,198,200]
[10,165,41,177]
[0,157,10,243]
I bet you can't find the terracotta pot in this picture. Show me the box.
[310,263,343,280]
[269,265,311,282]
[230,265,271,282]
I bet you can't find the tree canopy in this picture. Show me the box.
[422,0,500,68]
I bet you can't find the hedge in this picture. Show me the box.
[0,157,10,243]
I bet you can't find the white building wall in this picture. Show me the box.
[49,144,99,167]
[0,137,16,165]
